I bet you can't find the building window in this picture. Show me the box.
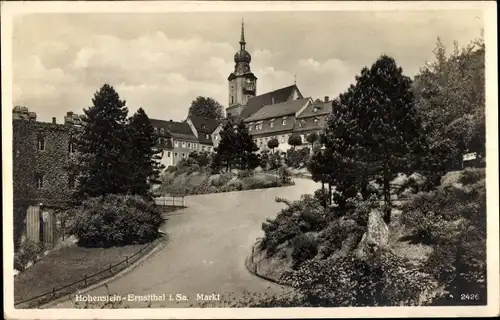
[282,119,287,126]
[160,128,165,134]
[182,142,186,148]
[231,97,234,104]
[313,107,318,113]
[35,173,44,189]
[206,134,209,139]
[298,122,302,128]
[194,143,197,149]
[188,142,191,148]
[175,141,179,148]
[159,138,164,145]
[37,135,45,151]
[281,136,285,143]
[175,152,178,157]
[154,128,158,133]
[182,153,186,158]
[270,121,274,128]
[202,146,206,151]
[68,141,76,153]
[314,118,319,124]
[167,151,171,157]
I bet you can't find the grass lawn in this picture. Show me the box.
[14,239,161,308]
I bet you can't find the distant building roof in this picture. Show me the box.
[150,119,198,141]
[187,115,222,133]
[244,98,311,123]
[297,100,332,119]
[240,84,303,119]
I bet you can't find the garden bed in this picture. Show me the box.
[14,237,163,308]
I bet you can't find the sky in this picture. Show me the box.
[11,10,484,123]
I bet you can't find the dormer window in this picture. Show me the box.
[282,117,287,126]
[313,107,318,113]
[314,118,319,124]
[270,120,275,128]
[154,128,158,133]
[206,134,209,139]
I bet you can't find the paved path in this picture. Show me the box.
[48,178,319,308]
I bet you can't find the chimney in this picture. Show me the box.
[52,117,56,124]
[67,111,74,116]
[324,96,329,102]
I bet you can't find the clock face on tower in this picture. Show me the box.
[244,78,255,92]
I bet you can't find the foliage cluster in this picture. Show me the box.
[14,240,45,272]
[69,194,164,247]
[188,96,225,120]
[401,169,486,304]
[286,147,311,168]
[73,84,164,201]
[211,120,260,172]
[280,250,438,306]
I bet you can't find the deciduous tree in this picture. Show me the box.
[267,138,279,152]
[188,96,225,120]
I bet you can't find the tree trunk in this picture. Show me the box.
[328,183,332,205]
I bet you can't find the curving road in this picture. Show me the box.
[47,178,319,308]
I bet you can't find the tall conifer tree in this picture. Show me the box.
[126,108,165,197]
[73,84,129,200]
[353,56,422,223]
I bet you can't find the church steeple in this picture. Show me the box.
[240,19,246,49]
[227,19,257,114]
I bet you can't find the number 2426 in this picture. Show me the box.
[461,293,480,300]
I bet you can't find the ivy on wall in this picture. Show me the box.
[13,119,80,204]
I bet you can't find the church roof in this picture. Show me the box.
[244,98,311,122]
[240,84,302,119]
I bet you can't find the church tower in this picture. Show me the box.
[226,20,257,117]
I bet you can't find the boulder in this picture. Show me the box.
[355,209,389,258]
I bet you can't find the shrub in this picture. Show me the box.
[291,234,318,268]
[14,240,44,272]
[318,219,364,258]
[279,166,292,184]
[261,194,326,255]
[286,147,310,168]
[237,169,254,179]
[458,168,485,185]
[281,250,437,306]
[69,194,164,247]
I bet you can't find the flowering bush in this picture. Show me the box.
[69,194,164,247]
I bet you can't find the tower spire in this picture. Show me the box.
[239,18,246,49]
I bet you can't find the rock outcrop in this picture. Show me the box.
[355,209,390,258]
